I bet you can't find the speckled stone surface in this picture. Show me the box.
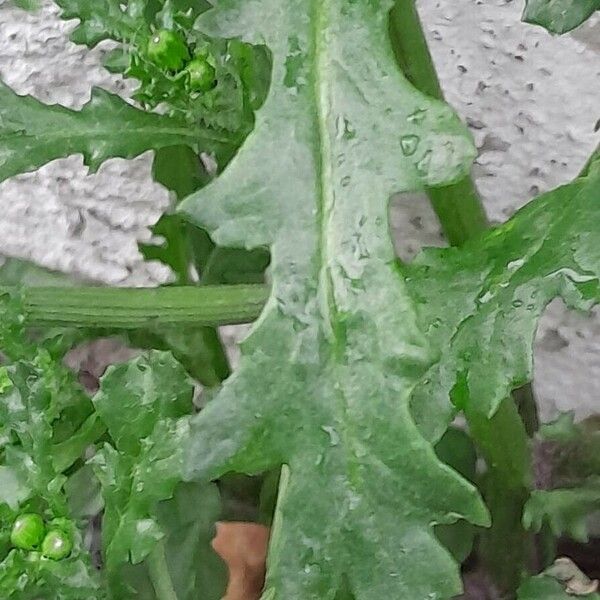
[0,0,598,420]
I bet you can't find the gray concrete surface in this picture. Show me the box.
[0,0,598,421]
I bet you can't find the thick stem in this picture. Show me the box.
[389,0,489,245]
[466,399,533,596]
[6,285,267,329]
[147,541,178,600]
[389,0,540,592]
[152,146,232,385]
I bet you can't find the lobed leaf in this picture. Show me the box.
[91,352,225,598]
[179,1,487,598]
[0,83,234,183]
[54,0,148,47]
[523,478,600,542]
[522,0,600,34]
[407,168,600,442]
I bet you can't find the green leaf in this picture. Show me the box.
[522,0,600,34]
[91,352,222,598]
[65,465,104,520]
[0,467,30,511]
[0,544,102,599]
[179,2,486,598]
[523,478,600,542]
[407,169,600,442]
[0,258,76,287]
[92,351,194,456]
[433,428,478,563]
[0,83,233,183]
[0,362,67,511]
[54,0,148,47]
[154,482,226,600]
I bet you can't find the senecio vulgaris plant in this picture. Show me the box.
[0,0,599,598]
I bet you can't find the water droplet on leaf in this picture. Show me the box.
[407,108,427,124]
[416,150,433,175]
[400,134,420,156]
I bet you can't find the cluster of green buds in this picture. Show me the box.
[146,29,218,92]
[10,513,72,561]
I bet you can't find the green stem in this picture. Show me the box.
[147,541,178,600]
[5,285,268,329]
[389,0,489,245]
[151,146,233,385]
[466,399,533,596]
[390,1,540,592]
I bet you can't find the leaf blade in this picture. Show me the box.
[0,84,234,183]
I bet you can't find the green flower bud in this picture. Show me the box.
[186,56,217,92]
[147,30,190,71]
[10,514,45,550]
[41,529,72,561]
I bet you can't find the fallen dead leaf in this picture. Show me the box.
[212,522,270,600]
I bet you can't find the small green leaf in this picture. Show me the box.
[523,478,600,542]
[154,483,226,600]
[91,352,222,598]
[0,83,234,183]
[92,351,194,456]
[54,0,146,47]
[65,465,104,520]
[0,467,29,511]
[522,0,600,34]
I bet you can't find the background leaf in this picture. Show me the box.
[91,352,225,598]
[523,478,600,542]
[0,83,234,182]
[522,0,600,34]
[407,169,600,442]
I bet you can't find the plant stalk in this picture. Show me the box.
[147,541,178,600]
[151,145,233,385]
[5,285,268,329]
[466,399,533,596]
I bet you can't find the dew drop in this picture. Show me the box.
[416,150,433,175]
[400,134,420,156]
[336,115,356,140]
[321,425,340,446]
[341,175,351,187]
[407,108,427,124]
[512,299,524,308]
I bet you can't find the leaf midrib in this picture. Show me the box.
[312,0,364,495]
